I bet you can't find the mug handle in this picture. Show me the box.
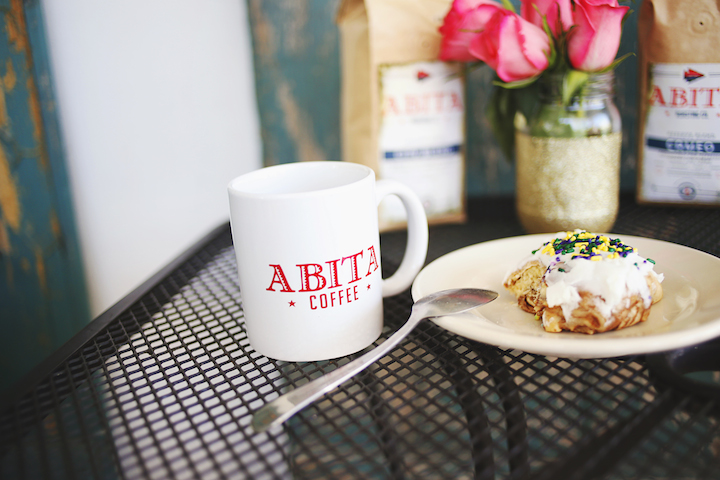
[375,180,429,297]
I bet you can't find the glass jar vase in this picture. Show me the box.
[514,72,622,233]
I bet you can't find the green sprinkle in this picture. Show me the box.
[647,258,656,264]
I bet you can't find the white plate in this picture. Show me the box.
[411,234,720,358]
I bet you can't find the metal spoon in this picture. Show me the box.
[251,288,498,433]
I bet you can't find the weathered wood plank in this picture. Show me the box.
[247,0,342,166]
[0,0,89,391]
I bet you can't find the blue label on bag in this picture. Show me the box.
[383,144,461,159]
[646,137,720,154]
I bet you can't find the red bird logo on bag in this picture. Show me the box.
[684,69,705,82]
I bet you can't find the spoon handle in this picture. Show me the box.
[251,308,426,433]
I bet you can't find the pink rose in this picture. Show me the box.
[567,0,630,71]
[469,10,551,83]
[439,0,504,62]
[520,0,573,36]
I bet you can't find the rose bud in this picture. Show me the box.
[521,0,573,36]
[469,9,551,83]
[439,0,504,62]
[567,0,630,72]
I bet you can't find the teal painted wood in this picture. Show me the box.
[0,0,90,392]
[247,0,342,166]
[246,0,640,195]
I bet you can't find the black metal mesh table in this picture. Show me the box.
[2,196,720,480]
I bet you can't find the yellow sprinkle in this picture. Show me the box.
[591,255,602,261]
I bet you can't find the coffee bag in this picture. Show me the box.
[337,0,466,229]
[637,0,720,205]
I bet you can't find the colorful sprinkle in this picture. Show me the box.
[533,230,636,263]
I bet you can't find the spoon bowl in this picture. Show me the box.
[251,288,498,433]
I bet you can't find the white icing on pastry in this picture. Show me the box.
[519,231,663,321]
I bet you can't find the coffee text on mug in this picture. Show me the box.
[266,246,380,310]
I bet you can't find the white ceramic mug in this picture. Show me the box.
[227,161,428,361]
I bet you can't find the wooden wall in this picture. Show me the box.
[246,0,640,196]
[0,0,89,391]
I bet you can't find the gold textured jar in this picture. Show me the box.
[514,72,622,233]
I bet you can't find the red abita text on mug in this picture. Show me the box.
[267,244,380,310]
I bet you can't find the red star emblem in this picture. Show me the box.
[367,284,371,290]
[288,300,296,307]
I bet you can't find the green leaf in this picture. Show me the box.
[514,82,540,122]
[500,0,515,13]
[621,9,634,29]
[465,61,486,73]
[562,70,589,105]
[493,75,541,90]
[485,80,540,162]
[596,52,634,73]
[555,26,574,72]
[536,5,558,69]
[486,86,517,161]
